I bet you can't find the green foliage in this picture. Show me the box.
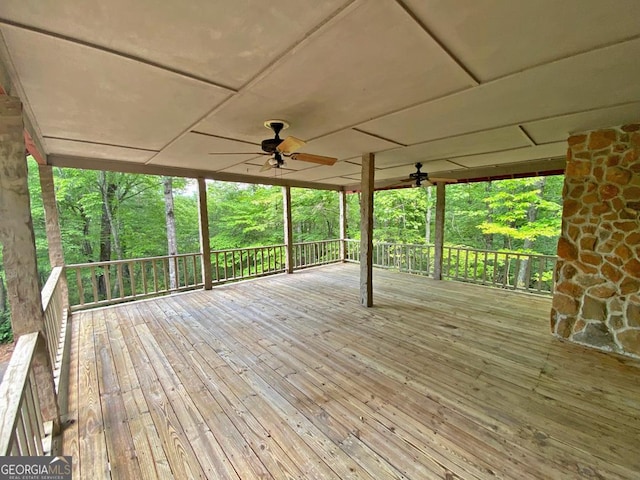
[374,188,430,244]
[0,310,12,343]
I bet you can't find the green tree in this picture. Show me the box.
[477,176,562,253]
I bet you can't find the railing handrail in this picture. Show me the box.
[67,252,202,269]
[0,332,44,455]
[293,239,340,246]
[344,238,557,261]
[40,266,68,373]
[66,242,347,269]
[211,244,285,254]
[40,266,63,312]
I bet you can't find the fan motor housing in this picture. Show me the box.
[261,138,281,153]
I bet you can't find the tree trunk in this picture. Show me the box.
[80,208,93,258]
[98,171,121,296]
[485,181,494,250]
[98,174,112,296]
[163,177,178,290]
[517,177,547,288]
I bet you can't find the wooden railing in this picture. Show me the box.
[344,240,557,295]
[0,266,68,457]
[67,253,204,310]
[441,245,557,294]
[211,244,286,283]
[0,333,50,455]
[40,266,67,372]
[293,239,342,269]
[67,242,347,309]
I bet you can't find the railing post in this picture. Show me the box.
[339,190,347,262]
[360,153,374,307]
[197,178,212,290]
[433,181,446,280]
[0,98,60,435]
[0,97,44,336]
[282,186,294,274]
[38,165,69,312]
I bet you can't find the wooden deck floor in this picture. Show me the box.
[60,263,640,479]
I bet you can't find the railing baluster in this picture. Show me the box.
[117,263,125,299]
[503,254,510,289]
[104,265,111,301]
[464,249,469,281]
[90,266,99,304]
[15,409,28,454]
[129,261,136,297]
[29,370,44,448]
[513,255,521,290]
[525,255,532,292]
[23,378,42,455]
[75,269,84,306]
[162,258,169,291]
[482,251,488,285]
[141,261,148,294]
[473,250,478,284]
[152,259,159,292]
[537,257,544,293]
[252,248,256,275]
[181,256,188,287]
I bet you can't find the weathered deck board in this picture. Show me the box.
[61,263,640,479]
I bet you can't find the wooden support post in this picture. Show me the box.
[282,186,294,274]
[38,165,69,309]
[197,178,212,290]
[0,96,59,432]
[433,181,446,280]
[0,97,45,336]
[360,153,374,307]
[339,190,347,262]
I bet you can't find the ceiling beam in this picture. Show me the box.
[344,156,566,192]
[48,154,343,191]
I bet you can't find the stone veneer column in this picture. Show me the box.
[551,123,640,357]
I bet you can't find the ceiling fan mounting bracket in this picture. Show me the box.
[262,120,291,153]
[264,119,289,133]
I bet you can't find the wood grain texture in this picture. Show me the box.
[61,264,640,479]
[282,186,294,274]
[433,181,445,280]
[197,177,213,290]
[360,153,374,307]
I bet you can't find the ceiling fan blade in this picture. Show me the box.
[259,159,273,172]
[376,177,412,189]
[429,177,458,183]
[290,152,337,165]
[277,136,306,154]
[208,152,265,155]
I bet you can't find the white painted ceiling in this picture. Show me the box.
[1,0,639,190]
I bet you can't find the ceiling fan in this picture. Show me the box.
[208,120,338,172]
[381,163,458,189]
